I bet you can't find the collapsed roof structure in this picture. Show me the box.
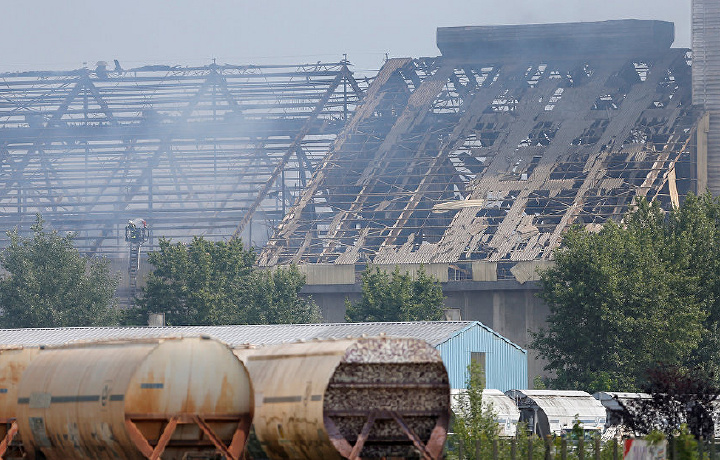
[0,61,366,255]
[259,20,705,281]
[0,20,707,279]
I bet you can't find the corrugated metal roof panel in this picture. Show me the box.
[507,390,606,420]
[0,321,488,348]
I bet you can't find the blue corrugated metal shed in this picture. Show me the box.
[435,322,527,391]
[0,321,527,391]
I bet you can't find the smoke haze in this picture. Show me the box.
[0,0,691,75]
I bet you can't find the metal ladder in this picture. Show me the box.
[128,242,142,303]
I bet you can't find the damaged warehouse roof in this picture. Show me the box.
[0,62,367,255]
[259,20,703,276]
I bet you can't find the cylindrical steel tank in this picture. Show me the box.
[0,347,40,459]
[16,336,253,460]
[236,335,450,460]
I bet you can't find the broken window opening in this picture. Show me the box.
[431,81,464,114]
[485,90,519,113]
[571,119,610,145]
[633,62,649,82]
[518,121,559,148]
[526,64,548,88]
[592,94,622,111]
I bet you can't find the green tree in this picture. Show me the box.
[245,266,322,324]
[127,236,320,325]
[532,198,706,392]
[622,364,719,439]
[345,265,445,322]
[664,192,720,378]
[0,215,119,328]
[448,362,499,459]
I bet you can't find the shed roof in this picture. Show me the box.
[506,390,606,420]
[0,321,524,351]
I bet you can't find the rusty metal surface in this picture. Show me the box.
[0,347,39,459]
[235,340,348,460]
[238,336,450,459]
[0,348,38,423]
[16,337,252,460]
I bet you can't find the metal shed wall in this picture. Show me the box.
[436,322,527,391]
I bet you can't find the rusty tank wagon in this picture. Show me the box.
[235,335,450,460]
[0,334,450,459]
[0,347,40,459]
[15,337,253,460]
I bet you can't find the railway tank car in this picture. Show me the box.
[0,347,40,459]
[235,335,450,460]
[15,336,253,460]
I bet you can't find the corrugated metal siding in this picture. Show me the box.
[437,323,527,391]
[693,0,720,195]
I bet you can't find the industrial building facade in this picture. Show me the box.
[1,10,719,384]
[261,19,710,381]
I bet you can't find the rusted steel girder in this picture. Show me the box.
[231,69,346,239]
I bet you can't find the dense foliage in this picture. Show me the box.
[623,365,719,439]
[345,265,445,322]
[533,193,720,392]
[127,236,321,325]
[0,215,119,328]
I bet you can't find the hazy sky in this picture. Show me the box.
[0,0,692,75]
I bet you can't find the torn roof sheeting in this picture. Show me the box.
[260,20,702,272]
